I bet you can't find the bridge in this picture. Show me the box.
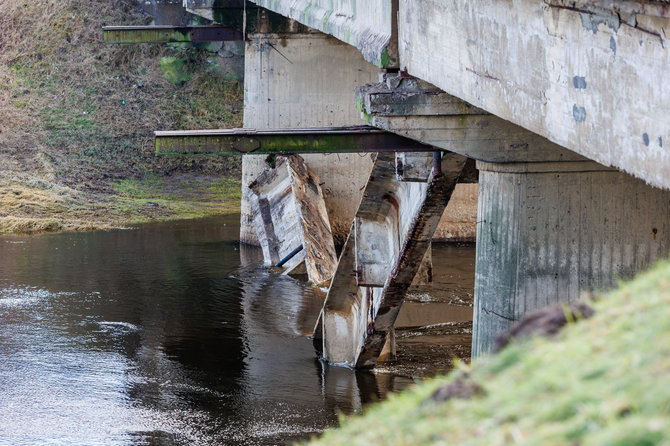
[105,0,670,367]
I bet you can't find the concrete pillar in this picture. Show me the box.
[473,160,670,356]
[241,31,380,246]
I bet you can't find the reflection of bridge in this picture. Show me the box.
[105,0,670,367]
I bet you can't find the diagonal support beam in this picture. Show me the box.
[155,126,435,155]
[355,152,467,368]
[316,150,467,368]
[102,25,243,44]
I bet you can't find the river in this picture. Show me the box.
[0,215,474,445]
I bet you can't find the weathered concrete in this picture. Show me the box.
[473,160,670,356]
[320,151,466,368]
[356,74,585,163]
[247,155,338,285]
[247,0,398,67]
[182,0,244,28]
[242,32,380,246]
[398,0,670,189]
[433,184,478,243]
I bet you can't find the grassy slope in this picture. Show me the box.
[311,260,670,445]
[0,0,243,233]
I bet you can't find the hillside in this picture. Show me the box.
[309,259,670,445]
[0,0,243,233]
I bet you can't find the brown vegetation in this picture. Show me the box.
[0,0,243,233]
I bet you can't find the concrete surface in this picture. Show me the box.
[473,160,670,355]
[398,0,670,189]
[242,32,380,245]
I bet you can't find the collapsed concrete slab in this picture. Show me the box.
[315,151,467,368]
[247,155,338,286]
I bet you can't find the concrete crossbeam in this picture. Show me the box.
[356,75,586,163]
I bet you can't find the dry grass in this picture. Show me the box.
[0,0,243,233]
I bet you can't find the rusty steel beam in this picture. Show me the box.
[155,126,435,155]
[102,25,243,44]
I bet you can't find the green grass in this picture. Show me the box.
[310,260,670,445]
[110,173,241,224]
[0,0,244,233]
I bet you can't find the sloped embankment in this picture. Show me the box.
[0,0,243,233]
[311,259,670,445]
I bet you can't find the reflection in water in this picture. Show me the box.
[0,216,474,445]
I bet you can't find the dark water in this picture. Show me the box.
[0,215,474,445]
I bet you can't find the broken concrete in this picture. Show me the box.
[318,151,467,368]
[247,155,338,286]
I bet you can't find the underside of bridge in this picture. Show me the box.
[111,0,670,367]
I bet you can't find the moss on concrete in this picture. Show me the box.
[309,259,670,445]
[159,56,191,85]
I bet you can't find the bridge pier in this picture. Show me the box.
[473,160,670,355]
[241,18,379,246]
[356,73,670,357]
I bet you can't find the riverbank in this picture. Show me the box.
[310,259,670,445]
[0,0,243,234]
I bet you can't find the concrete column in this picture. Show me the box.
[473,160,670,356]
[241,32,380,245]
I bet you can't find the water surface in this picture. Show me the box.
[0,215,474,445]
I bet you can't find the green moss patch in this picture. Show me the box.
[159,56,191,85]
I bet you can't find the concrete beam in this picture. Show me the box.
[102,25,243,44]
[398,0,670,189]
[319,151,467,368]
[356,74,586,163]
[154,126,434,155]
[182,0,244,28]
[247,0,398,68]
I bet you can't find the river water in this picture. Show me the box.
[0,215,474,445]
